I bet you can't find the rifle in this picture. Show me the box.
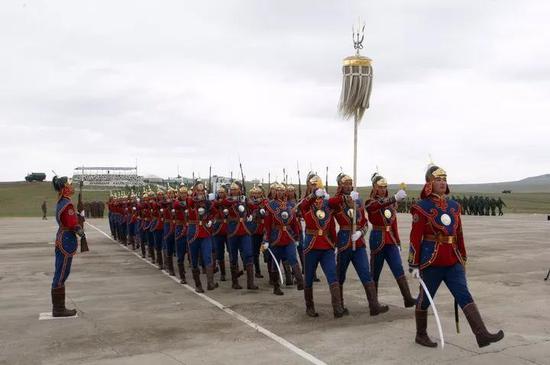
[325,166,329,194]
[239,158,247,196]
[208,165,212,193]
[297,161,302,199]
[77,180,89,252]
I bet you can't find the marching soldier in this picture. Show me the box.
[216,181,259,290]
[332,173,388,316]
[150,191,164,269]
[409,165,504,348]
[138,192,149,258]
[366,173,416,308]
[299,174,344,318]
[173,185,189,284]
[51,176,85,317]
[186,181,218,292]
[162,187,176,276]
[262,183,304,296]
[212,186,230,281]
[249,185,267,279]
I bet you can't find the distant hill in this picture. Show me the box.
[387,174,550,193]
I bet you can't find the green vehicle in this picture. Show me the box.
[25,172,46,182]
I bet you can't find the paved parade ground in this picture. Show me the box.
[1,214,549,365]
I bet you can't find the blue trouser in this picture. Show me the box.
[128,221,136,237]
[175,225,187,263]
[214,234,228,261]
[153,230,163,250]
[371,244,405,283]
[418,263,473,310]
[52,232,77,289]
[337,246,373,285]
[228,234,253,266]
[270,244,298,272]
[120,220,127,240]
[140,226,148,246]
[189,237,213,269]
[108,212,115,236]
[148,230,155,249]
[163,222,175,256]
[304,249,337,288]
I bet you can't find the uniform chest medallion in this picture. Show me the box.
[384,209,392,219]
[347,209,355,219]
[315,210,326,220]
[222,208,229,216]
[441,213,451,226]
[281,211,289,220]
[198,207,205,216]
[238,205,245,213]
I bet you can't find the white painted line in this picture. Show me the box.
[39,312,78,320]
[85,221,327,365]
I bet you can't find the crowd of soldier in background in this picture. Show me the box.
[396,196,506,216]
[83,201,105,218]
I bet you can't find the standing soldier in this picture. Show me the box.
[262,183,304,296]
[151,190,164,269]
[41,200,48,220]
[186,181,218,292]
[366,173,416,308]
[146,190,156,263]
[497,197,506,216]
[299,174,344,318]
[51,176,85,317]
[128,193,139,250]
[138,192,149,258]
[173,185,189,284]
[409,165,504,348]
[332,173,388,316]
[162,187,176,276]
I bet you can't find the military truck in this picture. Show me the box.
[25,172,46,182]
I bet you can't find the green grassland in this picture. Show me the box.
[1,181,549,217]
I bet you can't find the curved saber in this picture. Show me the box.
[418,276,445,349]
[266,247,284,285]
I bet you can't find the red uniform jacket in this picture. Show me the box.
[299,194,337,252]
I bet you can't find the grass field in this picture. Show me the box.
[1,181,549,217]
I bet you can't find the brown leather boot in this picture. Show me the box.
[364,282,389,316]
[219,260,226,281]
[340,284,349,315]
[293,264,304,291]
[192,268,204,293]
[140,239,146,258]
[463,303,504,348]
[167,254,176,276]
[206,266,219,290]
[397,275,416,308]
[230,265,242,289]
[246,263,258,290]
[329,282,345,318]
[283,261,293,286]
[177,262,187,284]
[149,245,155,263]
[51,287,77,317]
[130,236,136,250]
[271,272,283,295]
[156,248,163,270]
[415,309,437,347]
[304,287,318,317]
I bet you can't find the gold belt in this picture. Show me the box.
[424,234,456,244]
[372,225,391,232]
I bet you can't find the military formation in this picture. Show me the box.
[96,165,504,349]
[83,201,105,218]
[397,195,506,216]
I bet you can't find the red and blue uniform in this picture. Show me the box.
[186,197,215,269]
[52,197,81,289]
[173,198,188,265]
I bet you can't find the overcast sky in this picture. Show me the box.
[1,0,549,185]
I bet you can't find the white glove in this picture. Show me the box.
[259,208,266,216]
[136,198,140,203]
[206,220,212,228]
[350,191,359,200]
[246,215,253,222]
[411,268,420,279]
[261,242,269,252]
[160,208,164,213]
[315,189,325,198]
[394,189,407,202]
[324,192,330,199]
[351,231,362,242]
[80,210,86,217]
[132,207,137,211]
[171,209,175,214]
[208,193,215,201]
[238,205,245,213]
[294,241,300,246]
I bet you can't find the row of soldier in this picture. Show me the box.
[83,201,105,218]
[105,166,504,349]
[396,196,506,216]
